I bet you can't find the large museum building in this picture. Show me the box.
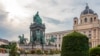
[45,4,100,50]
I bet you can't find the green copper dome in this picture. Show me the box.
[33,12,42,24]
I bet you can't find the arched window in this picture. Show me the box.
[94,17,96,21]
[74,21,76,24]
[59,44,60,47]
[81,20,82,23]
[84,18,87,22]
[90,18,93,22]
[55,44,57,47]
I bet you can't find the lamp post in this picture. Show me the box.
[24,50,28,56]
[17,50,20,56]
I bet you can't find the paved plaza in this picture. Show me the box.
[0,53,60,56]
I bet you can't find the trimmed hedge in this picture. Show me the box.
[61,31,89,56]
[97,45,100,47]
[89,47,100,56]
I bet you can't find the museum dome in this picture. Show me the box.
[81,4,94,15]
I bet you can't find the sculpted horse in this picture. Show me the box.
[47,35,57,45]
[18,34,27,44]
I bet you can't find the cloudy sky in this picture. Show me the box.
[0,0,100,41]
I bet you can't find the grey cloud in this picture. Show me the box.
[1,0,100,41]
[0,22,30,41]
[0,4,9,38]
[43,16,61,24]
[0,14,7,22]
[60,18,73,29]
[43,16,73,30]
[50,0,58,6]
[61,8,76,13]
[0,5,8,22]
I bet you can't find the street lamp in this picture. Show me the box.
[17,50,20,56]
[24,50,28,56]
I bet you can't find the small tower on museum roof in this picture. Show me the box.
[81,3,95,15]
[73,3,99,30]
[86,3,89,9]
[79,3,98,24]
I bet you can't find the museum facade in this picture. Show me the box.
[45,4,100,50]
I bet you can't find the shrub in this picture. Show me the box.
[97,45,100,47]
[44,50,49,54]
[49,49,55,55]
[55,49,60,54]
[89,47,100,56]
[61,31,89,56]
[36,49,43,54]
[9,42,18,56]
[30,50,35,54]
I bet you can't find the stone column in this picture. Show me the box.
[30,30,31,38]
[98,29,100,45]
[97,28,99,46]
[96,28,98,39]
[91,29,94,39]
[91,29,94,47]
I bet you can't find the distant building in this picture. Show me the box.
[73,4,100,48]
[45,4,100,50]
[0,38,9,45]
